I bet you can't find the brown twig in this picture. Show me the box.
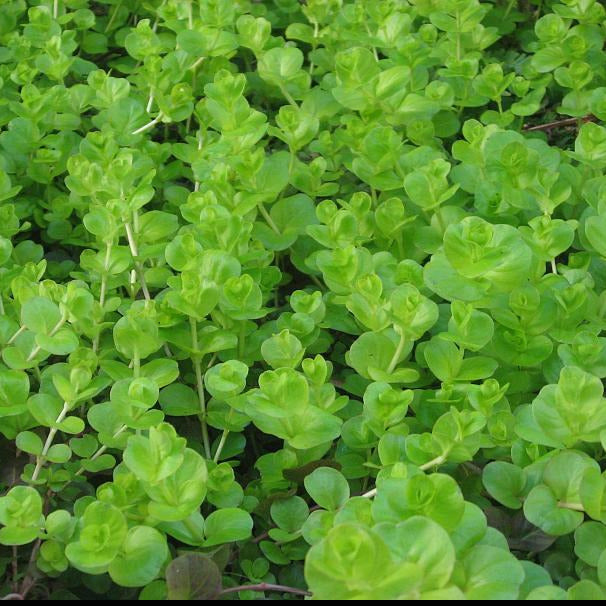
[523,114,595,132]
[219,583,311,597]
[11,547,18,594]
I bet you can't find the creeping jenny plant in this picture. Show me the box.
[1,0,606,600]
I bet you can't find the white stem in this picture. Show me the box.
[191,317,211,459]
[190,56,205,71]
[213,430,229,463]
[361,454,448,499]
[32,402,69,481]
[7,325,26,346]
[53,0,58,19]
[125,222,151,301]
[132,113,163,136]
[386,332,406,375]
[27,316,66,362]
[75,425,128,477]
[194,132,203,191]
[93,244,112,353]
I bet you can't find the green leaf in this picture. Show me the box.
[108,526,168,588]
[16,431,43,456]
[304,467,350,511]
[271,496,309,533]
[21,297,62,335]
[458,545,525,600]
[203,508,253,547]
[482,462,528,509]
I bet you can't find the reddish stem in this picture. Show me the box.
[220,583,311,597]
[524,114,595,132]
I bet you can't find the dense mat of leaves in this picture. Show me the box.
[1,0,606,600]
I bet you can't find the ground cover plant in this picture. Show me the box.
[1,0,606,600]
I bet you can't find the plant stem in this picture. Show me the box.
[193,131,203,190]
[257,203,280,234]
[190,56,205,71]
[289,148,296,177]
[131,113,164,136]
[132,349,141,379]
[27,316,66,362]
[238,322,246,358]
[213,429,229,463]
[7,326,26,346]
[124,222,151,301]
[31,402,70,481]
[11,547,18,593]
[74,425,127,477]
[419,453,447,470]
[183,516,203,539]
[278,84,298,108]
[105,0,123,32]
[93,243,112,353]
[386,331,406,375]
[146,91,154,114]
[523,114,594,132]
[308,21,319,75]
[362,454,448,498]
[557,501,585,512]
[219,583,311,598]
[191,317,211,459]
[53,0,59,19]
[550,258,558,274]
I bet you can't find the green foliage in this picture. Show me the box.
[0,0,605,600]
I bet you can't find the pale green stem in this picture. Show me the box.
[7,325,26,346]
[213,430,230,463]
[278,84,298,108]
[362,454,448,499]
[74,425,127,477]
[93,243,112,353]
[183,516,203,539]
[257,203,280,235]
[238,322,246,358]
[105,0,123,32]
[386,332,406,375]
[124,222,151,301]
[194,132,203,190]
[191,317,211,459]
[132,113,164,136]
[558,501,585,512]
[132,350,141,379]
[27,315,66,362]
[31,402,69,481]
[309,21,319,75]
[190,56,205,72]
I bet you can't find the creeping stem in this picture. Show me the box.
[31,402,70,482]
[191,317,212,459]
[361,454,448,499]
